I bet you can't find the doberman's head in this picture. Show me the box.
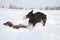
[26,10,33,18]
[24,10,33,19]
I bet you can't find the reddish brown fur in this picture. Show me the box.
[3,21,13,27]
[19,24,27,28]
[13,25,20,29]
[3,21,27,29]
[13,24,27,29]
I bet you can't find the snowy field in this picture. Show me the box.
[0,8,60,40]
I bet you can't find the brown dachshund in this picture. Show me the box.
[3,21,27,29]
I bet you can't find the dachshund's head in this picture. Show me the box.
[3,21,13,27]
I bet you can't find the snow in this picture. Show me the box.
[0,8,60,40]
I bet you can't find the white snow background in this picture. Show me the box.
[0,8,60,40]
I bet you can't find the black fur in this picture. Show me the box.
[26,10,47,27]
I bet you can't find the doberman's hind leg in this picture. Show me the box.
[43,19,46,26]
[33,23,36,27]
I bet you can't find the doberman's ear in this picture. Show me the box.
[30,10,33,13]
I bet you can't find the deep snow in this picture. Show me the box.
[0,8,60,40]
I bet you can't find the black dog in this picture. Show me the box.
[24,10,47,27]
